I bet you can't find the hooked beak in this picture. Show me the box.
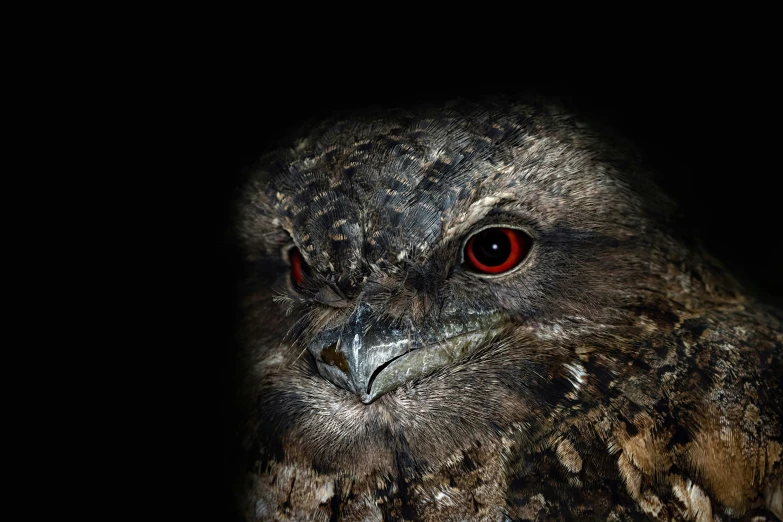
[307,304,499,404]
[309,304,411,403]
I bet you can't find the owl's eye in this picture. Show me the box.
[465,227,530,274]
[289,248,309,286]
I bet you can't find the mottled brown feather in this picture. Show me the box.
[237,98,782,521]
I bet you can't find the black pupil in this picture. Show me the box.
[473,229,511,266]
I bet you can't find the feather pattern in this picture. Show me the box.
[237,98,782,521]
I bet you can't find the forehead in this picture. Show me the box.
[261,102,630,268]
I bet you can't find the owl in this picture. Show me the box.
[236,98,782,521]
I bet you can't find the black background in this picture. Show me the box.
[182,39,781,521]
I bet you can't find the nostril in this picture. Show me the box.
[320,340,350,375]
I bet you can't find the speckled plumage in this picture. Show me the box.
[237,98,783,521]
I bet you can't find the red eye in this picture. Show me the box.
[290,248,307,286]
[465,228,530,274]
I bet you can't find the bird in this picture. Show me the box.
[235,98,783,521]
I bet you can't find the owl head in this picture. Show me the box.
[237,98,740,473]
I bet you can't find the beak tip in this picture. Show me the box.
[359,389,377,404]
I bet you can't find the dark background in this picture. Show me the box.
[183,45,780,521]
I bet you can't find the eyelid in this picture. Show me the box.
[281,243,298,264]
